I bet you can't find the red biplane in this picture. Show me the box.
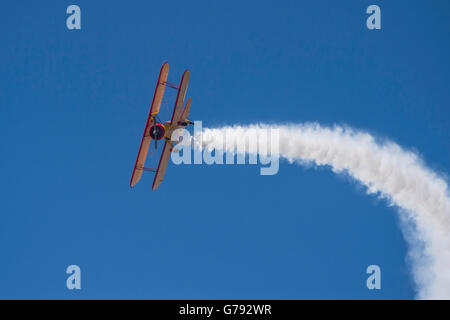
[130,62,193,190]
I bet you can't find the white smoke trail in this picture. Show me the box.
[194,123,450,299]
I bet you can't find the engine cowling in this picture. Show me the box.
[149,123,165,140]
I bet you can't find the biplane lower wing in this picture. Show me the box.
[151,141,172,190]
[130,62,169,188]
[151,70,190,190]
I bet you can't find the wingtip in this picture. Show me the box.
[161,62,169,73]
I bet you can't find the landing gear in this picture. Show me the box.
[179,120,194,127]
[165,137,175,148]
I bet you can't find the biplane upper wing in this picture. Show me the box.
[151,69,190,190]
[130,62,169,188]
[171,70,190,124]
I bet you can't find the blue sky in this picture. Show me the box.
[0,1,449,299]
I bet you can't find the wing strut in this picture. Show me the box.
[162,81,179,90]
